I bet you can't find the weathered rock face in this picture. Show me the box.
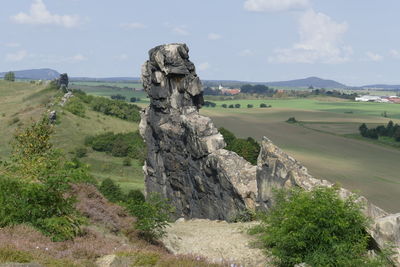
[140,43,256,220]
[257,136,400,264]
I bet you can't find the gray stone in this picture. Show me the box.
[140,43,257,220]
[48,110,56,124]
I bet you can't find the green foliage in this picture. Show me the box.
[4,71,15,82]
[359,121,400,141]
[75,147,87,158]
[85,131,146,161]
[218,127,260,164]
[127,193,174,241]
[0,118,93,241]
[90,95,141,122]
[286,117,298,123]
[99,178,123,203]
[126,189,145,204]
[252,187,387,267]
[229,209,256,223]
[122,157,131,166]
[65,97,86,117]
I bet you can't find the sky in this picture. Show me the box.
[1,0,400,86]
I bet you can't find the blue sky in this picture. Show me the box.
[1,0,400,86]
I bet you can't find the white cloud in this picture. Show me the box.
[69,54,87,62]
[5,50,28,62]
[121,22,146,29]
[269,10,351,64]
[365,52,383,62]
[244,0,309,12]
[3,42,21,48]
[208,33,222,40]
[11,0,80,28]
[390,49,400,59]
[115,54,129,61]
[172,26,189,36]
[239,49,254,56]
[198,62,210,71]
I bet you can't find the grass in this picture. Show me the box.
[70,81,142,88]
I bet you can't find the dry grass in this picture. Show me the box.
[0,184,222,266]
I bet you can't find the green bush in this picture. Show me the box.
[89,96,141,122]
[286,117,297,123]
[0,118,93,241]
[99,178,123,203]
[122,157,132,166]
[218,127,260,165]
[75,147,87,158]
[127,193,174,241]
[65,97,85,117]
[85,131,146,161]
[251,187,388,267]
[126,189,145,205]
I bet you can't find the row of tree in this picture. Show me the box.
[359,121,400,141]
[240,84,276,96]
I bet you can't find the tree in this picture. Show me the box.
[247,104,253,108]
[394,127,400,142]
[260,103,268,108]
[234,103,241,108]
[221,104,227,108]
[359,123,368,137]
[4,71,15,82]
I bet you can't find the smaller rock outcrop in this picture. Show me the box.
[257,136,400,264]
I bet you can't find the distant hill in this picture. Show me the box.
[264,76,347,89]
[0,68,60,80]
[361,84,400,90]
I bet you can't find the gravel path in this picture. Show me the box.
[161,219,270,267]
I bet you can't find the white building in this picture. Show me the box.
[355,95,382,102]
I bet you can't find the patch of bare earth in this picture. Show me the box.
[162,219,270,267]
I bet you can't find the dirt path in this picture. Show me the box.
[161,219,270,267]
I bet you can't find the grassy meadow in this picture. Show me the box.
[0,80,144,192]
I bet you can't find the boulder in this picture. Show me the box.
[140,43,257,220]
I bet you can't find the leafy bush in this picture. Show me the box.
[219,127,260,165]
[359,121,400,142]
[99,178,123,203]
[122,157,131,166]
[0,118,93,241]
[85,131,146,161]
[286,117,297,123]
[126,189,145,205]
[90,96,141,122]
[247,104,254,108]
[251,187,387,267]
[127,193,174,241]
[65,97,86,117]
[75,147,87,158]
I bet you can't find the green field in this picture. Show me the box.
[0,81,144,192]
[70,81,142,88]
[201,97,400,213]
[70,83,149,104]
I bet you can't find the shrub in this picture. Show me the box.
[127,193,174,241]
[286,117,297,123]
[252,187,385,267]
[65,97,85,117]
[122,157,132,166]
[0,118,93,241]
[219,127,260,165]
[90,96,141,122]
[126,189,145,205]
[234,103,241,108]
[99,178,123,203]
[228,104,234,108]
[260,103,268,108]
[85,131,146,161]
[75,147,87,158]
[221,104,227,108]
[247,104,254,108]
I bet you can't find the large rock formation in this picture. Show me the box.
[140,43,256,220]
[257,137,400,264]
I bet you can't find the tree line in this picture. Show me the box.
[359,121,400,141]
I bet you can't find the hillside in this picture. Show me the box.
[265,76,347,88]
